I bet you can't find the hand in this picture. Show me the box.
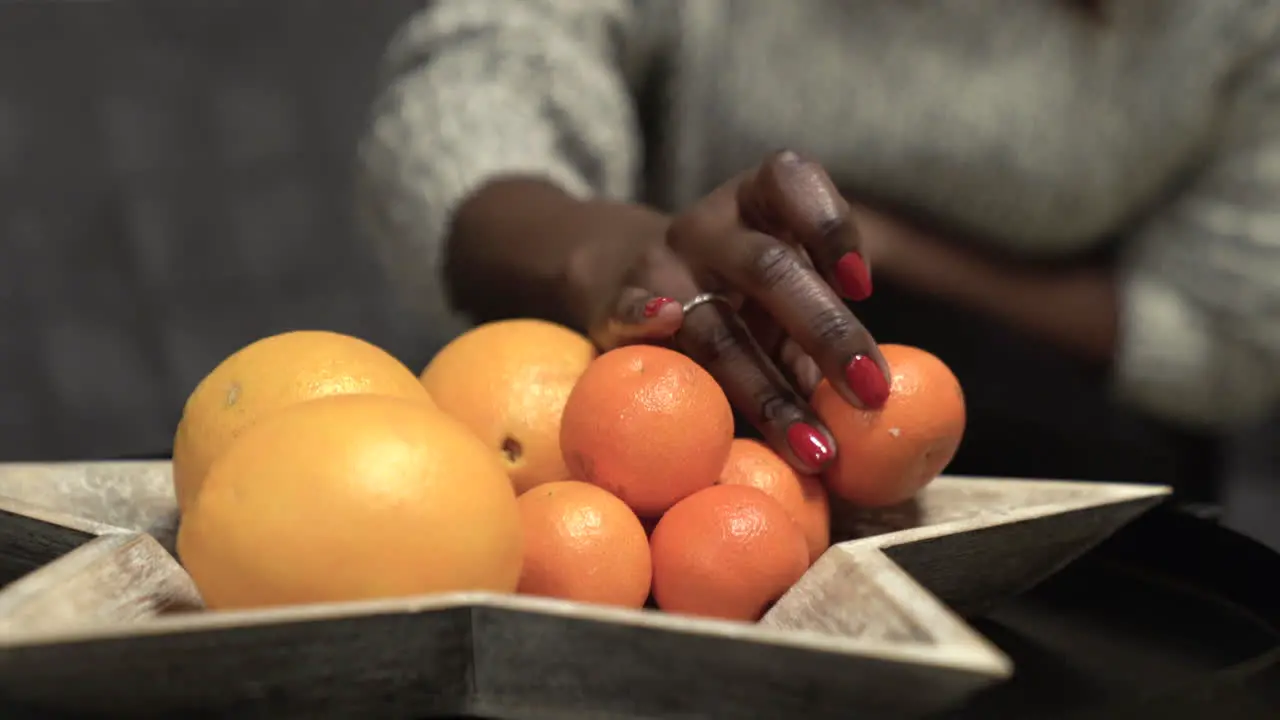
[557,152,892,474]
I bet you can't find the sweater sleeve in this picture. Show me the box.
[1115,44,1280,429]
[354,0,643,329]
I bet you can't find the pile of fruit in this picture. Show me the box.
[173,320,964,623]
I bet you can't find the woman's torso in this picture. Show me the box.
[630,0,1279,497]
[636,0,1278,255]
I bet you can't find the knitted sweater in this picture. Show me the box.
[356,0,1280,429]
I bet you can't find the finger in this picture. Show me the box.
[739,302,818,397]
[675,222,890,410]
[675,300,836,474]
[779,340,823,398]
[741,150,873,302]
[593,287,684,348]
[737,300,786,360]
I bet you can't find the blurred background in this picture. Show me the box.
[0,0,433,460]
[0,0,1275,549]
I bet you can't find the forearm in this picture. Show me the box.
[870,203,1280,429]
[893,45,1280,429]
[355,0,643,327]
[877,226,1118,364]
[998,270,1117,364]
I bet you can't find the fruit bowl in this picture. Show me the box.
[0,461,1168,719]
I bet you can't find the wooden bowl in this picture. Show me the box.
[0,461,1167,719]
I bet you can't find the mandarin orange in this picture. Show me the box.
[560,345,734,517]
[811,344,965,507]
[516,480,652,608]
[718,438,831,564]
[649,484,809,622]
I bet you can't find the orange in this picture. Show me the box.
[649,484,809,622]
[516,480,652,608]
[172,330,433,513]
[559,345,734,517]
[811,344,965,507]
[420,320,596,496]
[718,438,831,565]
[177,394,523,610]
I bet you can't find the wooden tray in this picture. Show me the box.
[0,461,1168,719]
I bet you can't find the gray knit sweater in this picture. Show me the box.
[355,0,1280,429]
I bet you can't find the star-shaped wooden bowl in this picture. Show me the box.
[0,461,1168,719]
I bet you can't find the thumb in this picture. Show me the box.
[591,287,684,349]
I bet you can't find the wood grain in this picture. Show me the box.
[816,476,1170,617]
[0,497,108,586]
[0,461,1171,719]
[0,594,997,719]
[0,533,202,635]
[0,461,178,553]
[0,599,474,719]
[469,599,995,719]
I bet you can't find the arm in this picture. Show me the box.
[870,44,1280,430]
[354,0,645,329]
[1110,44,1280,429]
[860,214,1118,364]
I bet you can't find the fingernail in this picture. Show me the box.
[643,297,677,318]
[845,354,890,409]
[778,150,802,165]
[786,422,833,470]
[835,252,872,301]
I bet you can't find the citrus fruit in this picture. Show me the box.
[718,438,831,564]
[172,330,433,513]
[649,484,809,622]
[516,480,651,608]
[560,345,734,517]
[811,344,965,507]
[420,320,596,496]
[177,394,523,610]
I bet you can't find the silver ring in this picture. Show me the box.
[681,292,734,315]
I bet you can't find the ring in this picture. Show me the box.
[681,292,734,315]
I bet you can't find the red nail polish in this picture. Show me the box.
[786,422,832,470]
[834,252,872,301]
[643,297,676,318]
[845,354,890,409]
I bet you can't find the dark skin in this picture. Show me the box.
[443,1,1119,477]
[855,208,1118,364]
[447,152,893,475]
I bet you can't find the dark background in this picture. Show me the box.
[0,0,433,461]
